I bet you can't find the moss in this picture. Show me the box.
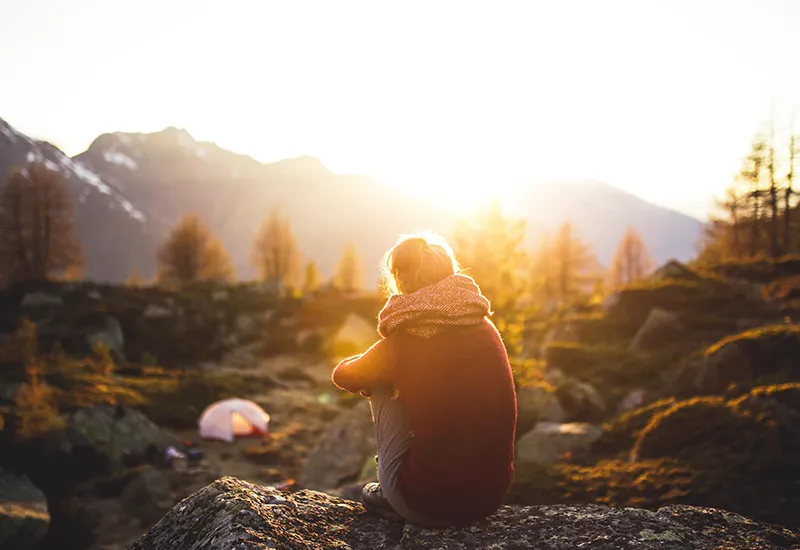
[587,398,678,461]
[704,324,800,380]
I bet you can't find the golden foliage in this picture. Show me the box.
[156,214,235,286]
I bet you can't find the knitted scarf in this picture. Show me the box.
[378,273,492,339]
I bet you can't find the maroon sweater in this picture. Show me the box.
[331,318,517,524]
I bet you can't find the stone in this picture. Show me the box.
[82,313,125,359]
[629,308,683,351]
[67,406,182,475]
[128,477,800,550]
[515,384,566,435]
[538,322,580,358]
[121,466,175,527]
[0,468,49,550]
[616,388,649,415]
[20,292,62,308]
[515,422,603,464]
[554,377,607,422]
[652,260,698,282]
[298,400,376,490]
[143,304,172,319]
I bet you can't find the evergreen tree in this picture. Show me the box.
[0,162,84,282]
[156,214,234,286]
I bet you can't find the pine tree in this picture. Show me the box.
[609,226,653,287]
[0,162,84,282]
[156,214,235,286]
[251,209,302,289]
[333,244,363,293]
[302,260,322,294]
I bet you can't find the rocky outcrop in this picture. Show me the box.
[120,466,175,527]
[0,468,50,550]
[128,477,800,549]
[515,384,565,434]
[67,405,182,475]
[516,422,602,465]
[629,308,683,351]
[298,400,376,490]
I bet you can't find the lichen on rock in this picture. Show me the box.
[128,476,800,550]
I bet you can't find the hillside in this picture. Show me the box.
[0,117,703,283]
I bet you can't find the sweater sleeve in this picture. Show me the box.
[331,337,394,393]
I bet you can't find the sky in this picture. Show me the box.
[1,0,799,219]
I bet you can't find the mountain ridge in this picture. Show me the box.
[0,117,703,283]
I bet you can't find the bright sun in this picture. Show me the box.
[377,169,516,214]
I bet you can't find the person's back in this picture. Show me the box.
[331,232,517,526]
[392,319,516,523]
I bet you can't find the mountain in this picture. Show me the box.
[0,117,703,284]
[508,180,705,266]
[0,118,160,281]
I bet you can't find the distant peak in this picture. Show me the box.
[271,155,330,174]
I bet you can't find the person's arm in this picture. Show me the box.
[331,337,394,394]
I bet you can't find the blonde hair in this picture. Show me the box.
[382,232,460,295]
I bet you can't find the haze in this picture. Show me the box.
[1,0,799,217]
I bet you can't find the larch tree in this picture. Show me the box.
[333,243,364,293]
[548,221,598,306]
[452,200,529,355]
[0,162,84,283]
[156,214,235,286]
[251,209,302,289]
[302,260,322,294]
[609,226,653,287]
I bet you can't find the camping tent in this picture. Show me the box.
[198,398,271,443]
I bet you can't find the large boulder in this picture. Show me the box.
[298,399,376,490]
[128,477,800,550]
[515,422,603,465]
[79,312,125,361]
[629,309,684,351]
[631,385,800,527]
[121,466,175,527]
[666,325,800,397]
[67,406,182,475]
[515,384,565,435]
[0,468,49,550]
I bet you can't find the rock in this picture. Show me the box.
[0,468,50,550]
[652,260,699,282]
[629,385,800,527]
[516,422,603,464]
[212,290,229,301]
[552,376,606,422]
[515,384,565,435]
[538,322,580,357]
[143,304,172,319]
[21,292,62,308]
[298,400,376,490]
[629,308,683,351]
[121,466,174,527]
[82,313,125,359]
[67,406,182,475]
[616,388,649,415]
[128,477,800,550]
[236,314,254,333]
